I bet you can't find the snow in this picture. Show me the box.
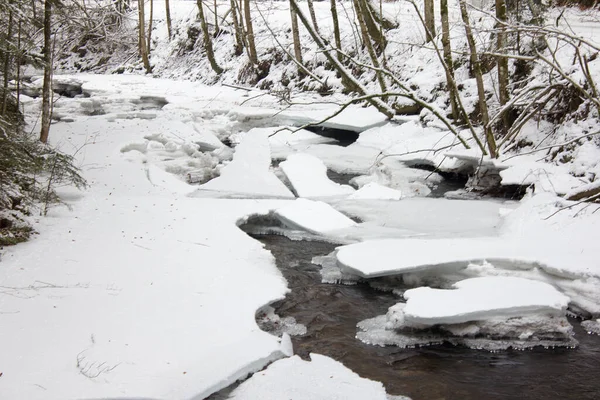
[401,277,570,326]
[273,198,357,235]
[279,153,355,198]
[228,354,391,400]
[1,74,302,400]
[196,128,295,198]
[348,182,403,200]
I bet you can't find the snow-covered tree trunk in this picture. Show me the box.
[40,0,53,144]
[197,0,223,74]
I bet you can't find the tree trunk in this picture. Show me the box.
[16,20,22,111]
[243,0,258,65]
[330,0,342,61]
[424,0,436,42]
[138,0,151,73]
[1,6,13,117]
[40,0,53,144]
[147,0,154,53]
[213,0,220,36]
[197,0,223,74]
[496,0,510,133]
[459,0,496,157]
[230,0,244,55]
[353,0,387,95]
[307,0,320,35]
[289,0,394,118]
[290,1,303,74]
[358,0,386,51]
[165,0,172,39]
[440,0,458,120]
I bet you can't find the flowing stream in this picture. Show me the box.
[248,233,600,399]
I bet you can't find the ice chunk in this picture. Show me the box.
[197,128,294,198]
[335,237,516,278]
[401,277,570,326]
[280,153,355,198]
[348,182,403,200]
[581,319,600,335]
[228,354,391,400]
[273,198,357,234]
[357,314,576,351]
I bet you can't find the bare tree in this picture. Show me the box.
[40,0,53,144]
[230,0,244,55]
[424,0,435,42]
[440,0,459,120]
[459,0,496,157]
[196,0,223,74]
[353,0,387,94]
[307,0,320,35]
[289,0,395,118]
[147,0,154,52]
[137,0,151,73]
[165,0,172,39]
[330,0,342,61]
[290,1,303,74]
[213,0,220,35]
[496,0,510,133]
[243,0,258,65]
[1,1,13,116]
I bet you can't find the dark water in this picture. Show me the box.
[254,234,600,400]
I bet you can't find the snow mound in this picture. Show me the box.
[228,354,392,400]
[273,198,357,235]
[348,182,403,200]
[197,128,294,198]
[280,153,355,198]
[401,277,570,326]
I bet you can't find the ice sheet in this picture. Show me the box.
[280,153,355,198]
